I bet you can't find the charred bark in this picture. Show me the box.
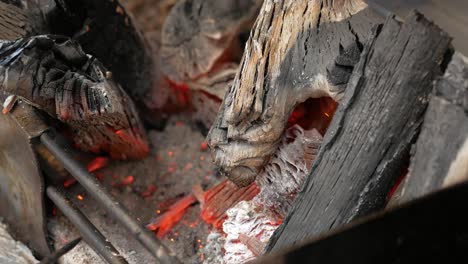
[399,52,468,203]
[266,12,452,251]
[207,0,384,187]
[0,35,149,159]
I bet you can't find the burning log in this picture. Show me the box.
[200,180,260,228]
[0,35,149,159]
[160,0,262,83]
[266,12,452,251]
[398,52,468,203]
[207,0,385,187]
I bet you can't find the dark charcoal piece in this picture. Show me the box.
[0,35,149,159]
[399,52,468,203]
[47,0,153,105]
[266,11,452,251]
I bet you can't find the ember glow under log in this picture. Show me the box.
[207,0,384,187]
[267,11,452,251]
[0,35,149,159]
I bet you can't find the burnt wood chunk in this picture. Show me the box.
[0,35,149,159]
[266,12,452,251]
[160,0,262,82]
[399,52,468,202]
[207,0,384,187]
[47,0,154,105]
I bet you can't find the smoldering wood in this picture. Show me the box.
[0,35,149,159]
[47,0,154,107]
[191,63,237,129]
[255,126,322,217]
[207,0,385,187]
[399,52,468,203]
[160,0,262,83]
[266,11,452,252]
[253,182,468,264]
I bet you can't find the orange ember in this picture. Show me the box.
[87,157,109,172]
[387,168,408,202]
[200,141,209,151]
[77,194,84,201]
[201,180,260,229]
[288,97,338,135]
[166,79,191,107]
[147,194,197,239]
[113,175,135,188]
[63,178,77,188]
[141,185,157,198]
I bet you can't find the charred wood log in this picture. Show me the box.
[160,0,262,83]
[266,11,452,251]
[0,35,149,159]
[207,0,384,187]
[46,0,154,107]
[399,52,468,203]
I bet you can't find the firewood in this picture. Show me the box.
[399,52,468,202]
[0,35,149,159]
[207,0,385,187]
[266,11,452,251]
[47,0,154,110]
[160,0,262,83]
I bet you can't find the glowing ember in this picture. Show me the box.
[167,79,191,107]
[63,178,77,188]
[113,175,135,188]
[387,168,408,202]
[77,194,84,201]
[147,194,197,239]
[2,95,17,115]
[141,185,157,198]
[287,97,337,135]
[87,157,109,172]
[201,180,260,229]
[200,142,209,151]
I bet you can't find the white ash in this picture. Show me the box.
[205,126,322,264]
[0,221,38,264]
[222,201,279,264]
[201,231,225,264]
[255,125,322,216]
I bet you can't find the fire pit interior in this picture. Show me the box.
[1,0,467,263]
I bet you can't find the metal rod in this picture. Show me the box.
[40,132,180,264]
[47,186,128,264]
[39,237,82,264]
